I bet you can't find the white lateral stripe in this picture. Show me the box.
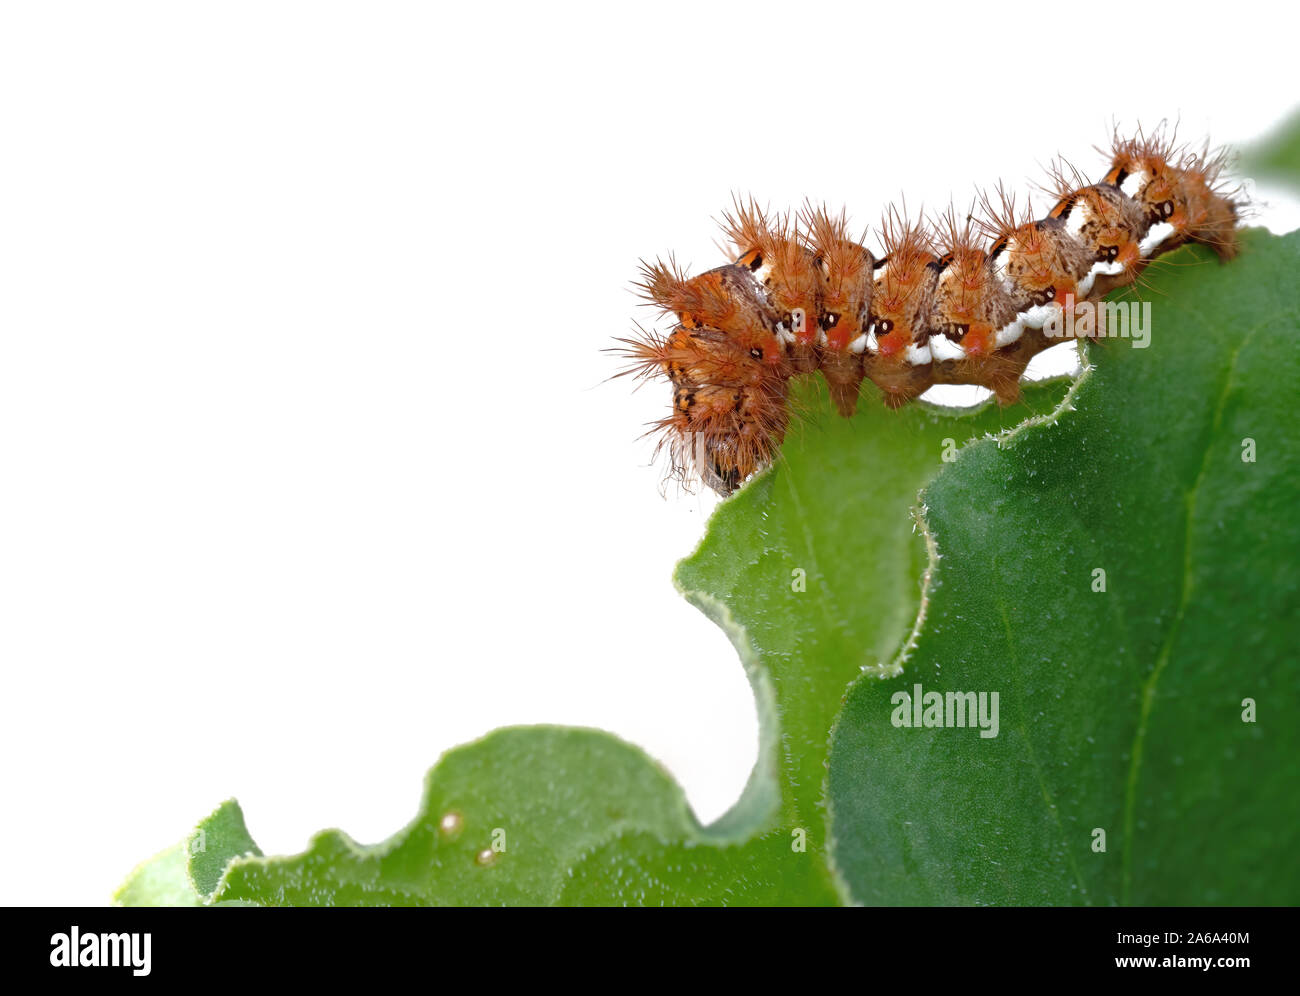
[1090,260,1125,277]
[1063,202,1090,237]
[928,334,966,362]
[995,318,1025,347]
[1079,259,1124,297]
[1120,170,1150,200]
[905,341,932,366]
[992,250,1009,280]
[1139,221,1176,257]
[1019,302,1060,330]
[849,333,868,354]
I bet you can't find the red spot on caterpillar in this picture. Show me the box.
[963,323,994,357]
[878,331,906,357]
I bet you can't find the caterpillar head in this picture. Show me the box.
[624,259,792,495]
[614,323,790,496]
[665,328,789,495]
[664,376,790,495]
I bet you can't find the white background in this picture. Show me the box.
[2,1,1296,905]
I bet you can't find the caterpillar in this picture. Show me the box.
[614,126,1242,496]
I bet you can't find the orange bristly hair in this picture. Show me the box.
[615,128,1244,495]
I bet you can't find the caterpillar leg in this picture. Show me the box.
[819,350,865,416]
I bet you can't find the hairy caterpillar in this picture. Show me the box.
[614,126,1242,496]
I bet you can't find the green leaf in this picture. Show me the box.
[827,228,1300,905]
[114,843,202,908]
[122,228,1294,907]
[208,727,704,906]
[632,376,1072,888]
[113,799,261,906]
[556,829,835,906]
[188,800,262,900]
[118,375,1068,906]
[1242,107,1300,191]
[550,368,1071,904]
